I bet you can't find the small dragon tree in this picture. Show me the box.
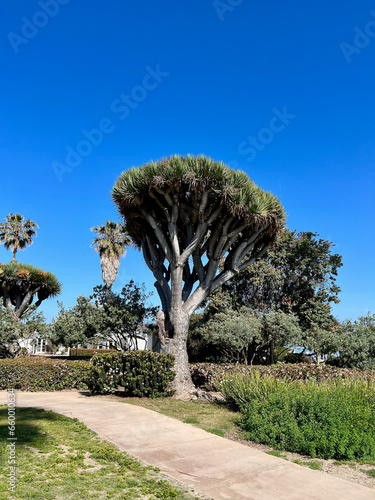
[112,155,285,394]
[0,262,61,320]
[0,262,61,356]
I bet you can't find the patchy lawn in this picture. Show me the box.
[0,406,205,499]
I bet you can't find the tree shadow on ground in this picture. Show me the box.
[0,407,73,447]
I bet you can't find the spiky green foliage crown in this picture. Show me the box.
[112,155,286,245]
[0,262,62,297]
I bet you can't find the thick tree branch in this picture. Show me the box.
[140,209,173,263]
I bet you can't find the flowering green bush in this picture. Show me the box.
[0,357,91,391]
[86,352,123,394]
[190,362,375,391]
[218,372,375,460]
[87,351,175,397]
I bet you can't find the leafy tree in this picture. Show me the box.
[0,305,46,357]
[332,313,375,369]
[0,213,38,262]
[112,155,285,393]
[50,297,104,349]
[259,310,302,364]
[0,262,61,320]
[192,294,301,365]
[50,281,157,351]
[219,230,343,355]
[91,221,133,289]
[222,230,342,325]
[195,308,262,364]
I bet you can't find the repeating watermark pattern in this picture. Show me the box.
[52,65,169,182]
[7,0,72,54]
[213,0,244,22]
[340,10,375,63]
[237,106,296,162]
[7,388,17,494]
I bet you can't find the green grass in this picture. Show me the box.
[362,468,375,478]
[125,397,240,439]
[333,460,356,467]
[0,407,202,499]
[206,429,225,437]
[183,417,199,424]
[266,450,287,459]
[293,459,323,470]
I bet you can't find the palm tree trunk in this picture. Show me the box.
[101,256,120,289]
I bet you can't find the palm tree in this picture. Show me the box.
[91,221,133,289]
[0,213,38,262]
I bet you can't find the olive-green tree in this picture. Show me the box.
[333,313,375,369]
[221,230,343,332]
[50,282,157,351]
[112,155,285,394]
[0,304,47,358]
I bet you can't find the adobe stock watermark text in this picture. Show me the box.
[52,65,169,182]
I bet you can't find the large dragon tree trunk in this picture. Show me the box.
[157,308,194,394]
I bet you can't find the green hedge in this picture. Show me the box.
[0,357,91,391]
[87,351,175,397]
[69,348,118,358]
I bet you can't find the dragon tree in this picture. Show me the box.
[112,155,285,394]
[0,262,61,320]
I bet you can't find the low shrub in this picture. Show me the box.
[219,372,375,461]
[86,352,122,394]
[87,350,175,397]
[190,362,375,391]
[0,357,91,391]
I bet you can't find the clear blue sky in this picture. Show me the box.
[1,0,374,322]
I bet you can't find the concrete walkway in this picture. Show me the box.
[1,390,374,500]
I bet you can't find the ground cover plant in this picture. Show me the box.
[0,407,202,499]
[218,371,375,461]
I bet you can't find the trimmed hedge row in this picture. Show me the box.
[0,357,91,391]
[190,362,375,391]
[69,348,118,358]
[87,351,175,397]
[0,352,176,396]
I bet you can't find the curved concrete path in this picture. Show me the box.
[1,390,374,500]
